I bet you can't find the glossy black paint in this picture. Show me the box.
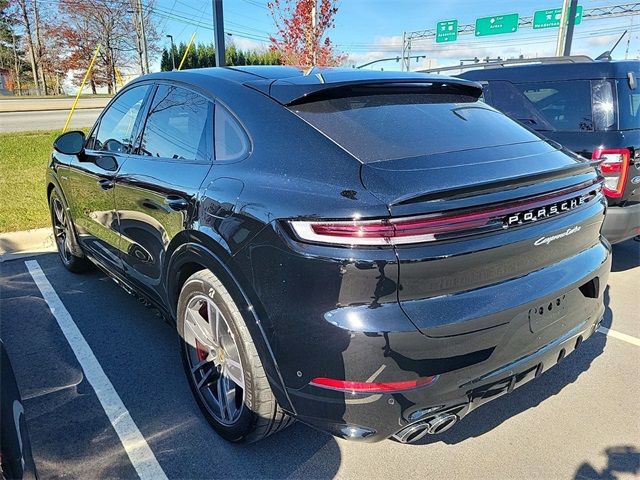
[48,66,611,442]
[460,60,640,243]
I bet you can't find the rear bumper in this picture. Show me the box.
[285,243,610,442]
[602,202,640,244]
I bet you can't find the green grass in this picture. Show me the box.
[0,130,61,232]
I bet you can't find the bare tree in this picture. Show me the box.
[14,0,40,94]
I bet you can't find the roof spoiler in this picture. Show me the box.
[244,77,483,106]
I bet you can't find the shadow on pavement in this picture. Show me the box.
[574,446,640,479]
[1,254,342,480]
[611,239,640,273]
[414,287,611,447]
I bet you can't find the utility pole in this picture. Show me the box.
[166,34,176,70]
[555,0,570,56]
[562,0,579,56]
[138,0,149,74]
[212,0,226,67]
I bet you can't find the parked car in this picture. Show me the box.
[47,67,610,444]
[458,57,640,244]
[1,341,37,479]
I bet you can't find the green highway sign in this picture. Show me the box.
[436,19,458,43]
[533,6,583,29]
[475,13,519,36]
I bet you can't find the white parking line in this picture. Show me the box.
[25,260,168,480]
[597,326,640,347]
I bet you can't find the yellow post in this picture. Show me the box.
[177,32,196,71]
[114,66,124,87]
[63,44,101,133]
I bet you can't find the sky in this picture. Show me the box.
[150,0,639,71]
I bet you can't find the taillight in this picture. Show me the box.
[310,376,437,393]
[289,180,600,246]
[592,148,631,198]
[289,212,496,246]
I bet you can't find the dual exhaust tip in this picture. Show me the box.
[392,413,459,444]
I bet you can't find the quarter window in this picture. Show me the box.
[88,85,150,153]
[139,85,213,162]
[214,104,250,161]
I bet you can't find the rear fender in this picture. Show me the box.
[165,238,296,414]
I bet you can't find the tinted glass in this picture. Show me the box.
[88,85,150,152]
[618,79,640,130]
[214,104,250,161]
[591,80,616,131]
[291,94,541,163]
[139,85,213,161]
[484,81,557,131]
[490,80,593,132]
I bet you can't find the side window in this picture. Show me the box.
[516,80,593,132]
[138,85,213,162]
[214,104,250,161]
[87,85,150,153]
[483,81,555,131]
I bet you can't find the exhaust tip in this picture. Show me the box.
[392,422,430,444]
[392,413,459,443]
[426,413,458,435]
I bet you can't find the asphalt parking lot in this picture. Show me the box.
[1,240,639,479]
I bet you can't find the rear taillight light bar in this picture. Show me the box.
[289,180,601,246]
[592,147,631,198]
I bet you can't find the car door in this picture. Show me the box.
[66,84,152,272]
[114,83,214,304]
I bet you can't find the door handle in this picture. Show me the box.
[165,195,189,211]
[98,179,114,190]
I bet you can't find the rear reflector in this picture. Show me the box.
[592,148,630,198]
[310,376,437,393]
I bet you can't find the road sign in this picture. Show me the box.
[475,13,519,36]
[533,6,583,29]
[436,20,458,43]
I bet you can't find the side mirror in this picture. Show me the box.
[53,131,86,156]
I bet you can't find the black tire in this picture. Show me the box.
[49,189,92,273]
[177,269,293,443]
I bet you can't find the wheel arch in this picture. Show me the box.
[165,235,296,414]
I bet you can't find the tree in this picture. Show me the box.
[55,0,158,94]
[14,0,40,94]
[159,42,281,71]
[267,0,344,66]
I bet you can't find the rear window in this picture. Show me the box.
[291,93,541,163]
[618,79,640,130]
[485,80,619,132]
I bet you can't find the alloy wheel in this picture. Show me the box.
[183,294,245,425]
[51,197,72,264]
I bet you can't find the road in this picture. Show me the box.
[0,108,102,133]
[1,240,638,479]
[0,97,110,113]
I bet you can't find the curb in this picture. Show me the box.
[0,228,56,262]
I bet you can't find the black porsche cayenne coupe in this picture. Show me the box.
[48,67,610,444]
